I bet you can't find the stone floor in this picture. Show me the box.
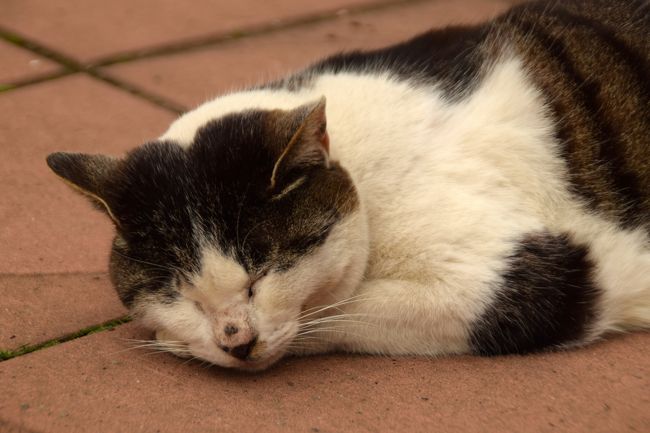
[0,1,648,432]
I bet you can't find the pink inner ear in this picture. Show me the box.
[321,130,330,154]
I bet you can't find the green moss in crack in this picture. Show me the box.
[0,84,15,92]
[0,316,131,362]
[2,33,25,44]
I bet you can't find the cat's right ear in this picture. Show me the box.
[46,152,121,226]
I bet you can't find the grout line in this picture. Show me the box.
[0,316,132,362]
[1,69,77,93]
[88,69,187,113]
[89,0,436,68]
[0,0,434,107]
[0,270,107,278]
[0,27,187,113]
[0,30,82,70]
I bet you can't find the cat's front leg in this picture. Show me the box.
[291,279,471,356]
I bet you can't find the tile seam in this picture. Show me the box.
[0,27,186,113]
[89,0,437,67]
[0,271,107,278]
[0,0,436,108]
[0,70,76,93]
[0,316,132,362]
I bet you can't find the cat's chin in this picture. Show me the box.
[183,341,288,372]
[192,349,285,372]
[233,353,285,372]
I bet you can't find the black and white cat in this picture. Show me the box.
[47,0,649,370]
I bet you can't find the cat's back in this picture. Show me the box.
[295,0,650,284]
[498,0,650,229]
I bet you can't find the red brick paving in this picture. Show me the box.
[0,273,126,351]
[0,0,648,432]
[105,0,512,108]
[0,324,647,433]
[0,0,396,62]
[0,76,172,354]
[0,42,60,86]
[0,75,175,275]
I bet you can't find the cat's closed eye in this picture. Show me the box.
[248,270,269,299]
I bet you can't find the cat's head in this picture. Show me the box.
[46,98,368,370]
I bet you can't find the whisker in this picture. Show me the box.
[111,250,185,276]
[241,220,266,253]
[235,182,251,257]
[295,327,354,337]
[297,294,379,320]
[299,313,377,327]
[295,327,367,341]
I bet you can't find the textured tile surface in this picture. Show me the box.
[0,41,61,86]
[0,273,126,351]
[0,76,173,349]
[0,0,397,62]
[2,1,648,433]
[0,75,175,275]
[0,324,647,433]
[106,0,513,108]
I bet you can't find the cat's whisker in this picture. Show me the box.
[117,338,191,358]
[298,317,379,334]
[111,249,183,275]
[295,327,368,341]
[297,294,379,320]
[181,355,203,366]
[299,312,377,325]
[240,220,267,253]
[123,339,188,348]
[289,336,322,343]
[235,182,251,257]
[295,326,355,337]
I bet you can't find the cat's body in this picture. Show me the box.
[48,0,649,370]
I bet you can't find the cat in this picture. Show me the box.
[46,0,649,371]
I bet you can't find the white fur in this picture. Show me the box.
[153,56,649,367]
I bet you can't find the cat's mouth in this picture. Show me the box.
[235,323,296,370]
[176,322,296,371]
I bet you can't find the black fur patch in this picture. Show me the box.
[269,24,489,99]
[469,232,601,356]
[106,110,357,306]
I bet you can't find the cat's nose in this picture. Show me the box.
[224,324,238,336]
[221,337,257,360]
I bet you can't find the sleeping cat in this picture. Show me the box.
[46,0,649,370]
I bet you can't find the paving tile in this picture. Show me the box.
[0,41,61,86]
[0,0,397,63]
[0,324,648,433]
[0,76,174,349]
[105,0,513,108]
[0,273,126,351]
[0,75,176,275]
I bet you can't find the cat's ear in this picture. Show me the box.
[46,152,120,225]
[270,97,330,190]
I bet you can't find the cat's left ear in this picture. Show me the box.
[270,97,330,190]
[46,152,121,226]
